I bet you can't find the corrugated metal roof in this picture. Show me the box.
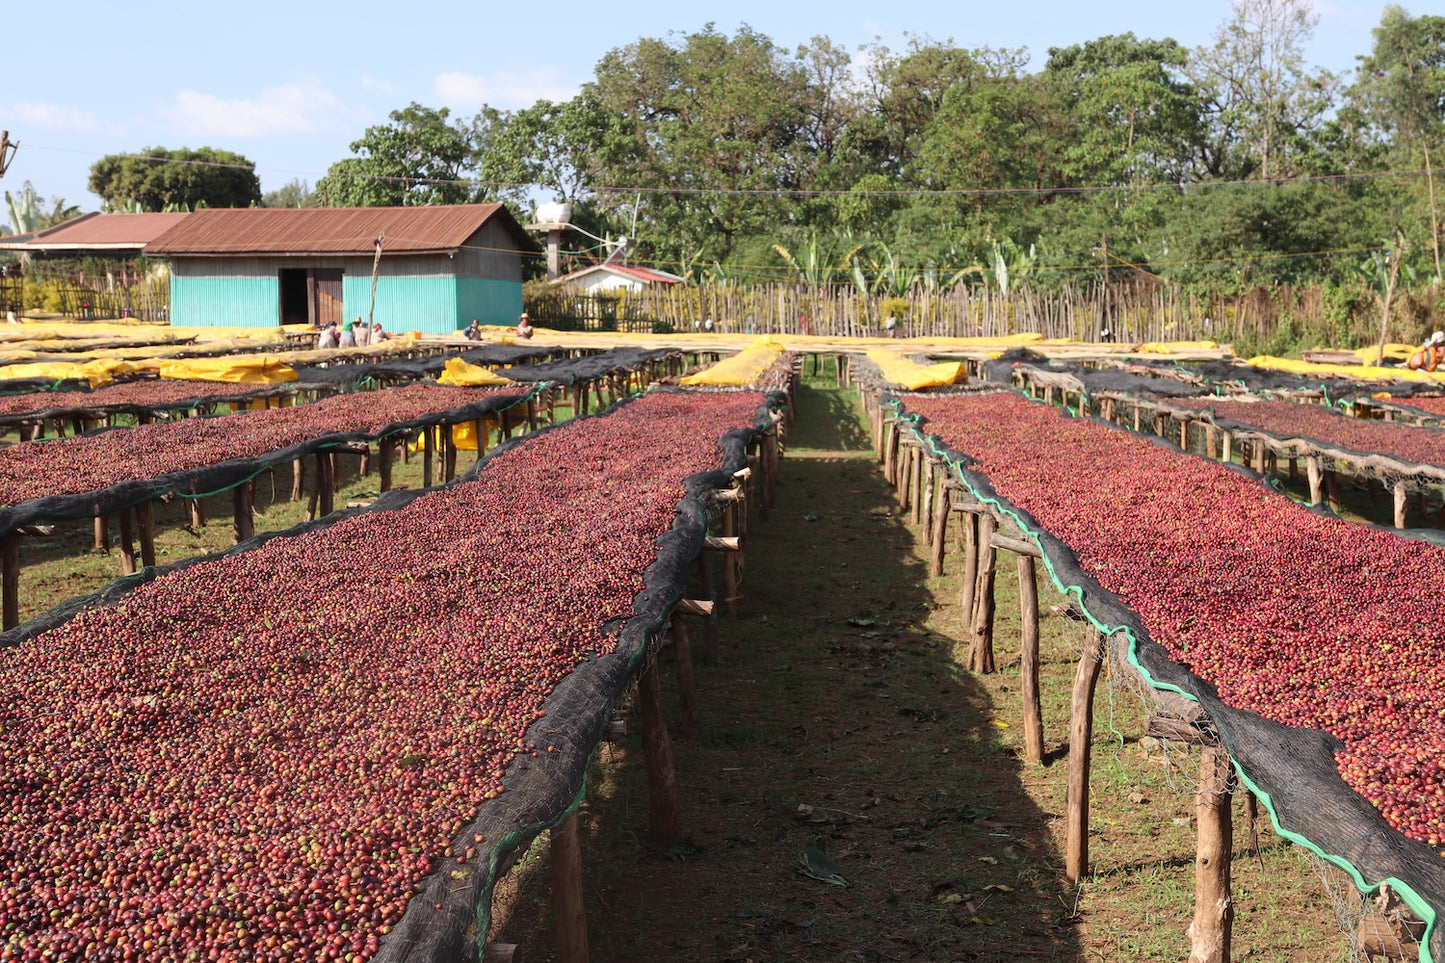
[145,205,541,257]
[21,212,192,250]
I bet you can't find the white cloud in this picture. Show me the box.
[432,68,582,112]
[6,102,122,135]
[161,84,357,138]
[360,75,396,94]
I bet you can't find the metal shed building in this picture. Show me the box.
[144,205,541,333]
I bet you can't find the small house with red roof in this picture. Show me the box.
[554,262,685,295]
[144,204,541,333]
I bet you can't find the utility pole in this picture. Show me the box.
[0,131,17,179]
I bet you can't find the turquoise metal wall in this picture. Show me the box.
[456,278,524,329]
[341,275,460,335]
[170,276,279,327]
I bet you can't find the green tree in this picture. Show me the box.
[315,104,476,207]
[1354,5,1445,282]
[261,178,314,208]
[88,147,260,211]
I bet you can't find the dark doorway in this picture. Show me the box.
[278,268,344,327]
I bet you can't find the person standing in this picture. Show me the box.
[339,320,357,348]
[516,313,535,339]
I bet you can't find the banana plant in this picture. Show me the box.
[3,185,39,236]
[774,233,863,331]
[987,238,1038,296]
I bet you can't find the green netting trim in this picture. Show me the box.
[885,392,1439,960]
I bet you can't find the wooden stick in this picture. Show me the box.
[637,656,682,844]
[1065,627,1105,883]
[1018,554,1044,763]
[959,511,979,636]
[1395,482,1408,529]
[929,472,950,577]
[118,508,138,575]
[93,514,109,552]
[422,425,434,488]
[1,532,18,631]
[318,455,334,517]
[291,457,304,501]
[675,598,714,617]
[443,424,457,482]
[1221,430,1232,464]
[188,498,205,529]
[990,532,1041,558]
[1306,456,1323,506]
[1187,745,1234,963]
[721,506,738,617]
[912,450,926,526]
[379,436,394,492]
[550,813,589,963]
[483,944,522,963]
[970,513,998,674]
[233,484,255,543]
[135,502,157,569]
[672,614,700,740]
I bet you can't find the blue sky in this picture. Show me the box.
[1,0,1398,217]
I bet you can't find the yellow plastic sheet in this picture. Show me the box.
[681,336,788,386]
[156,357,298,384]
[1246,355,1445,384]
[435,357,514,387]
[865,349,967,390]
[0,358,140,388]
[405,419,497,454]
[1136,340,1221,354]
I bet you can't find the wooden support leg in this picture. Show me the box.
[233,484,255,543]
[911,451,926,526]
[379,437,394,492]
[1306,456,1323,505]
[1179,419,1188,451]
[1395,482,1409,529]
[970,513,998,674]
[1221,430,1232,463]
[1187,745,1234,963]
[292,457,304,501]
[93,514,110,552]
[118,509,138,575]
[637,656,682,844]
[959,511,979,635]
[1018,554,1044,763]
[188,498,205,529]
[1,532,19,631]
[1066,628,1106,884]
[443,425,457,482]
[474,419,486,462]
[699,551,720,665]
[422,425,434,488]
[929,477,949,578]
[135,501,157,569]
[1325,470,1341,513]
[672,614,700,740]
[318,455,334,517]
[1205,425,1218,460]
[550,813,589,963]
[721,508,738,617]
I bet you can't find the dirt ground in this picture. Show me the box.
[489,369,1351,962]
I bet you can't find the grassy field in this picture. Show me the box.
[493,366,1352,962]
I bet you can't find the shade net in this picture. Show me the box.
[890,389,1445,962]
[0,386,783,963]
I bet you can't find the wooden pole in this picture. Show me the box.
[721,506,738,617]
[443,424,458,482]
[118,509,138,575]
[135,502,157,569]
[1065,627,1106,883]
[929,477,950,577]
[911,450,926,526]
[959,511,979,634]
[291,457,304,501]
[550,812,589,963]
[1306,456,1323,506]
[671,614,700,740]
[1187,745,1234,963]
[1,532,18,631]
[318,455,334,517]
[1018,554,1044,764]
[637,655,682,844]
[1395,482,1409,529]
[233,484,255,543]
[188,498,205,529]
[699,551,720,665]
[93,514,110,552]
[422,426,434,488]
[970,513,998,674]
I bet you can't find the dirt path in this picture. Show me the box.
[495,372,1342,962]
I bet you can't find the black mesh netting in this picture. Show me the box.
[0,380,344,427]
[0,386,785,963]
[0,388,539,533]
[1012,361,1212,400]
[292,343,566,385]
[888,391,1445,959]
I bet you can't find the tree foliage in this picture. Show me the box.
[88,147,260,212]
[315,104,477,207]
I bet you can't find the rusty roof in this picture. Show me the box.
[144,204,541,257]
[4,212,192,251]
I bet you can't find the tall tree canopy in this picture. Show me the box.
[315,104,477,207]
[88,147,260,211]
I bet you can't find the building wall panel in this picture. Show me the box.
[457,278,524,329]
[342,274,459,334]
[170,275,279,327]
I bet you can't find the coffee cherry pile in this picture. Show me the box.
[0,380,269,418]
[1171,398,1445,468]
[0,389,765,962]
[0,385,527,507]
[907,392,1445,848]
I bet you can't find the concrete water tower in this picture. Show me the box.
[526,202,572,281]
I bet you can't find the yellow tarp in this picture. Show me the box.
[435,357,514,387]
[865,349,967,390]
[405,419,497,454]
[680,336,788,386]
[1347,343,1414,364]
[1246,355,1445,384]
[1136,340,1221,354]
[0,358,140,388]
[157,357,298,384]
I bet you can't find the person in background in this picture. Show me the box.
[883,313,897,338]
[372,321,389,342]
[516,312,535,339]
[317,320,340,350]
[1407,331,1445,371]
[354,318,371,347]
[464,318,482,340]
[339,320,357,348]
[703,317,714,333]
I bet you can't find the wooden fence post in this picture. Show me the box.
[550,813,589,963]
[671,614,700,741]
[637,655,682,844]
[1018,553,1045,763]
[970,513,998,674]
[1,532,19,631]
